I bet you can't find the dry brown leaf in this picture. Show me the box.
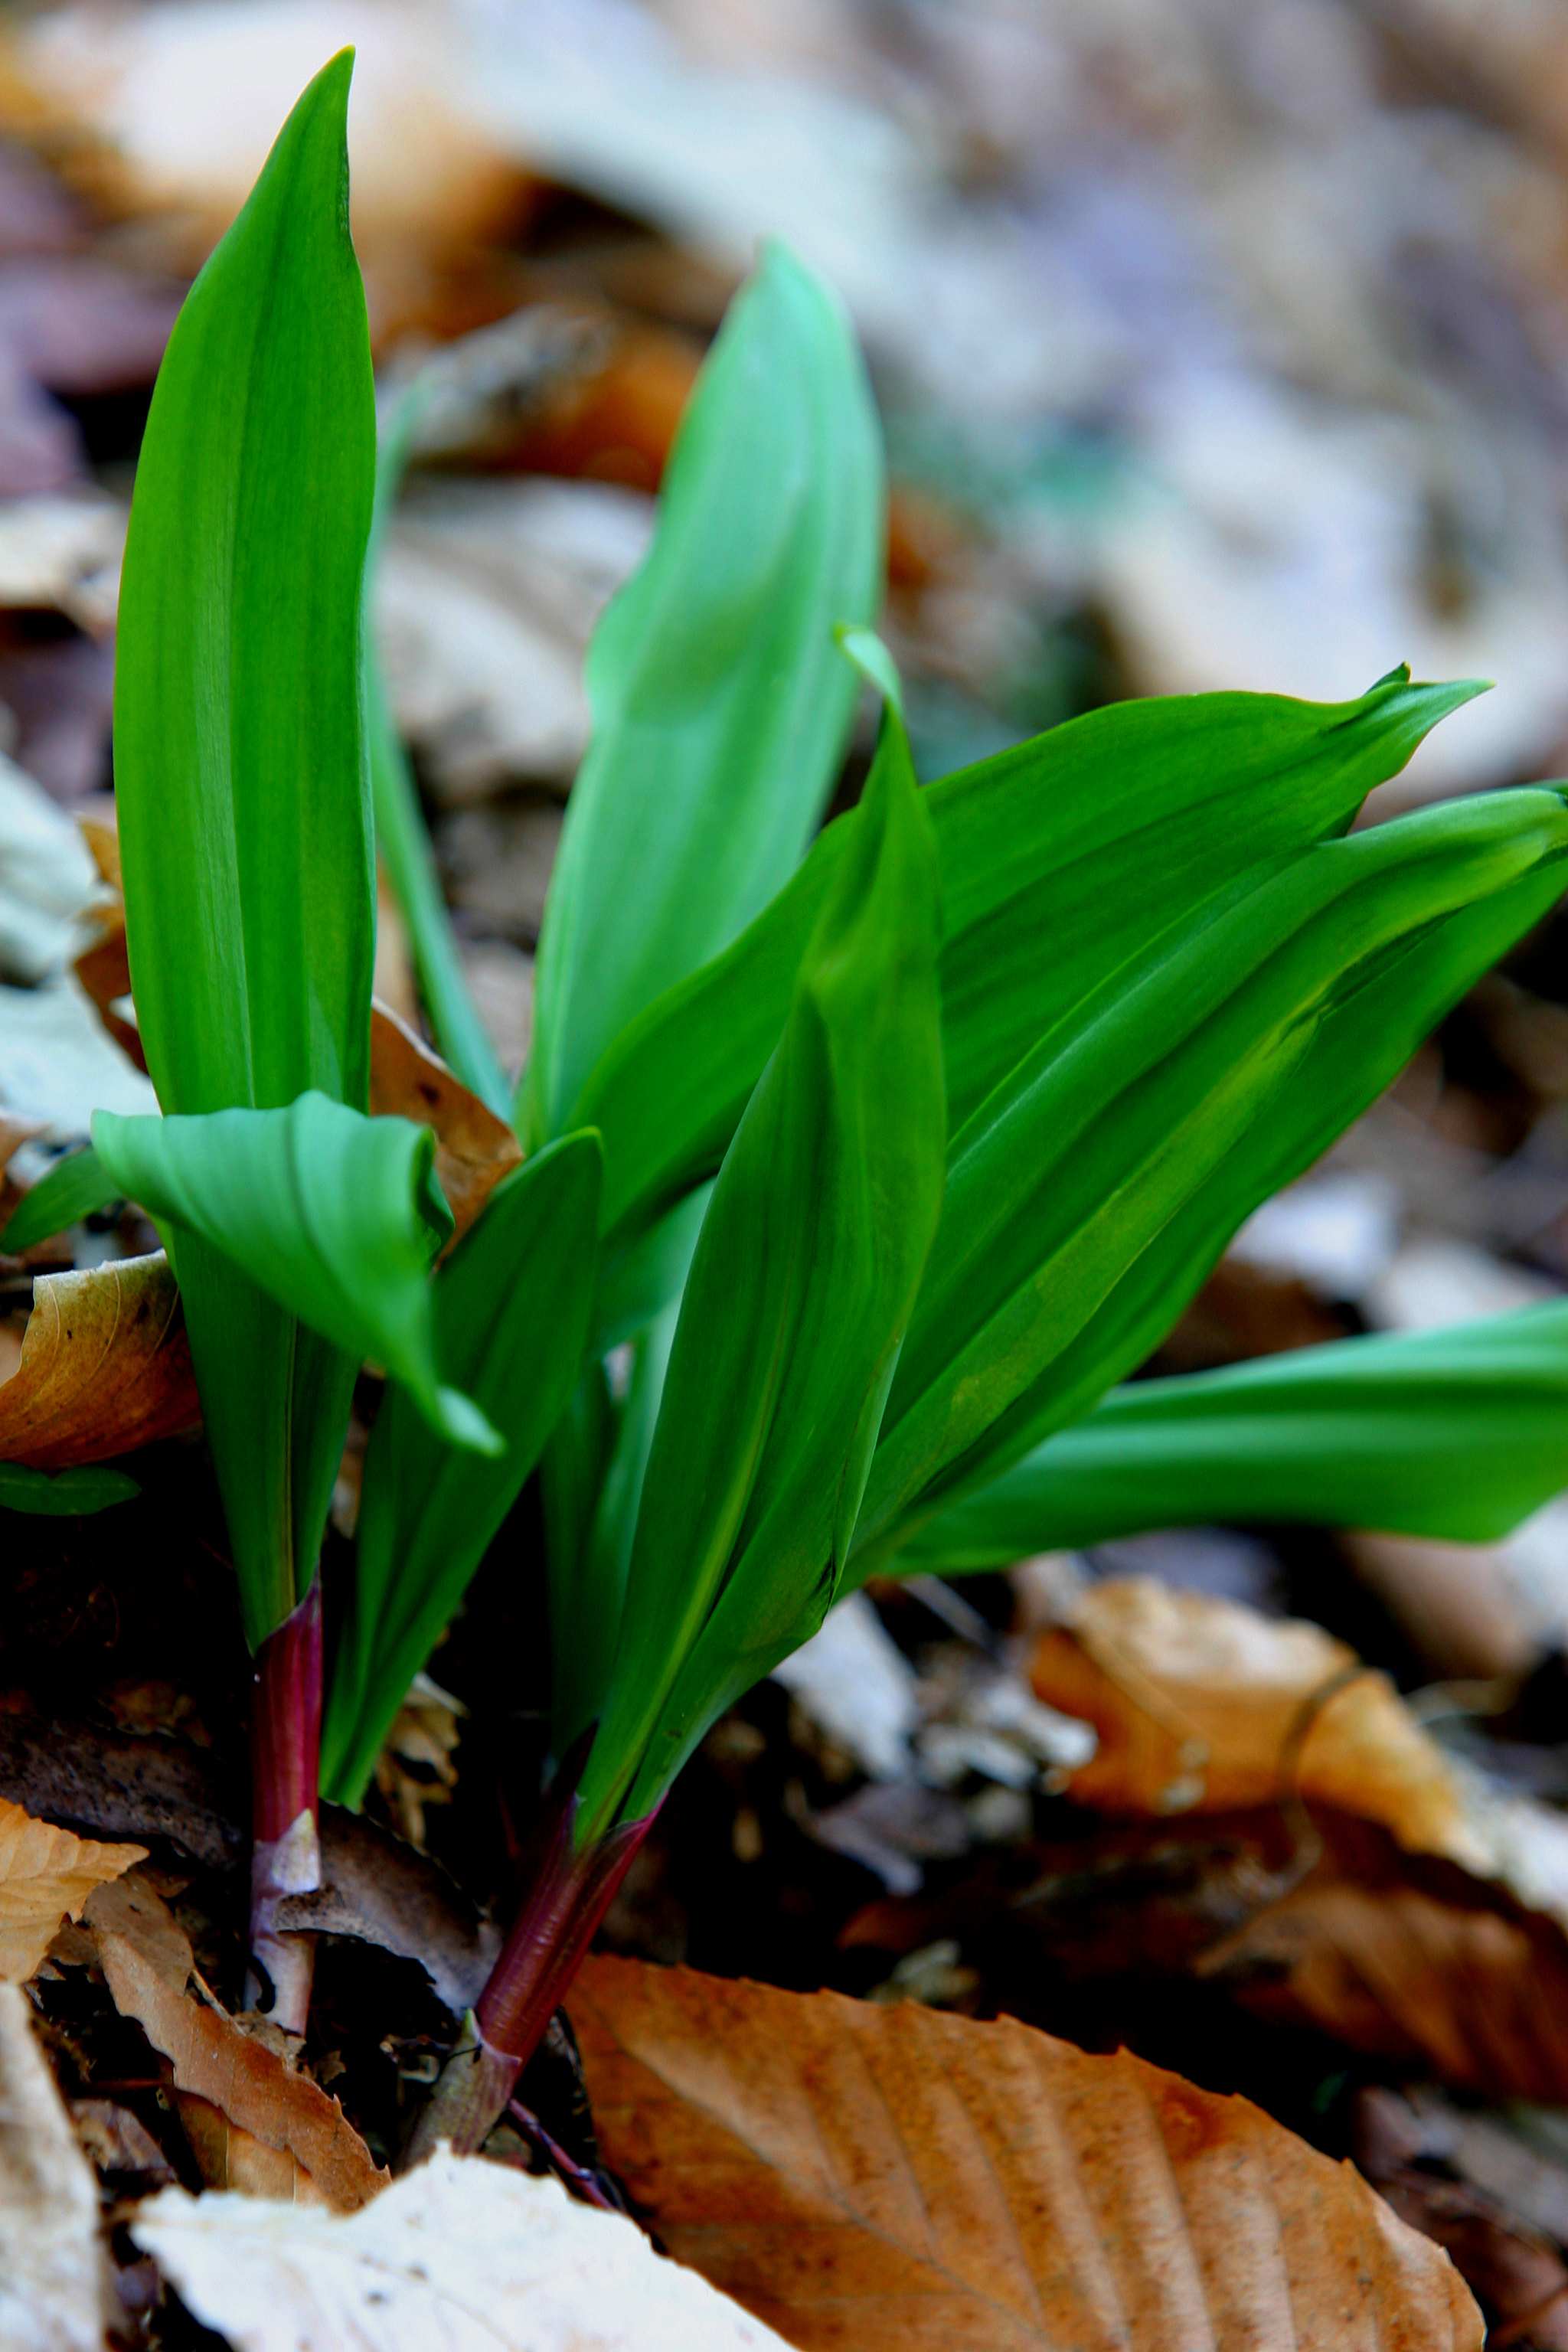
[84,1873,387,2213]
[570,1953,1480,2350]
[369,998,521,1245]
[0,1251,198,1467]
[1204,1867,1568,2102]
[0,1794,143,1984]
[0,1982,113,2350]
[71,899,145,1073]
[1028,1577,1489,1867]
[175,2092,335,2206]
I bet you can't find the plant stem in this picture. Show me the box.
[403,1774,659,2165]
[245,1573,322,2034]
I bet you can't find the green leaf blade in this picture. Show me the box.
[527,240,883,1145]
[114,48,377,1122]
[322,1129,603,1806]
[0,1148,116,1254]
[856,783,1568,1553]
[577,702,946,1836]
[901,1303,1568,1568]
[90,1096,496,1459]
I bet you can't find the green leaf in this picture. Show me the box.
[897,1303,1568,1570]
[0,1462,139,1515]
[368,388,511,1117]
[574,697,945,1838]
[577,668,1485,1263]
[109,54,377,1641]
[115,49,375,1122]
[0,1148,116,1253]
[551,1222,697,1756]
[90,1095,499,1462]
[524,240,883,1146]
[852,781,1568,1557]
[321,1129,603,1806]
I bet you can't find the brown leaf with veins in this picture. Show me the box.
[570,1954,1479,2350]
[0,1250,198,1466]
[1029,1577,1511,1876]
[83,1873,386,2212]
[0,1794,143,1983]
[1204,1864,1568,2102]
[369,998,521,1246]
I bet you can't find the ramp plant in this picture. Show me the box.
[5,52,1568,2128]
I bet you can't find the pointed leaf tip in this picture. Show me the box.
[835,624,903,718]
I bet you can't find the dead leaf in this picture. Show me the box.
[70,2096,175,2185]
[0,1251,198,1467]
[0,1793,143,1984]
[0,1708,243,1873]
[132,2148,790,2350]
[0,1981,112,2351]
[71,899,144,1073]
[1030,1576,1501,1867]
[276,1803,501,2019]
[570,1953,1480,2350]
[369,998,521,1244]
[83,1873,387,2213]
[1203,1861,1568,2102]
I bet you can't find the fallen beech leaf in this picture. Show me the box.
[84,1873,387,2213]
[131,2148,791,2350]
[570,1954,1479,2350]
[0,1982,112,2351]
[0,1793,143,1983]
[1029,1577,1494,1870]
[0,1251,198,1467]
[1204,1868,1568,2102]
[175,2091,334,2206]
[369,998,521,1245]
[72,899,145,1073]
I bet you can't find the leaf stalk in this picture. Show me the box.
[246,1573,323,2034]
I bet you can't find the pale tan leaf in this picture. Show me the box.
[0,1982,111,2351]
[0,1251,198,1468]
[1030,1576,1493,1864]
[0,1795,143,1984]
[570,1954,1479,2350]
[130,2147,791,2351]
[84,1875,387,2213]
[369,997,521,1245]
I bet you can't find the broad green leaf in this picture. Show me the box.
[368,389,511,1117]
[524,240,882,1145]
[115,51,374,1122]
[90,1095,499,1465]
[109,54,377,1641]
[553,1231,695,1757]
[898,1303,1568,1570]
[321,1130,602,1805]
[867,841,1568,1548]
[853,782,1568,1557]
[576,668,1483,1259]
[575,699,945,1838]
[0,1148,116,1253]
[0,1462,139,1515]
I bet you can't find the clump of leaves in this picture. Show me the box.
[5,54,1568,2167]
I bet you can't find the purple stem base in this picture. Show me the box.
[405,1773,659,2166]
[245,1576,322,2034]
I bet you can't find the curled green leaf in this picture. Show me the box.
[90,1094,499,1457]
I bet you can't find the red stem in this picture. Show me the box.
[245,1575,322,2034]
[404,1770,659,2166]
